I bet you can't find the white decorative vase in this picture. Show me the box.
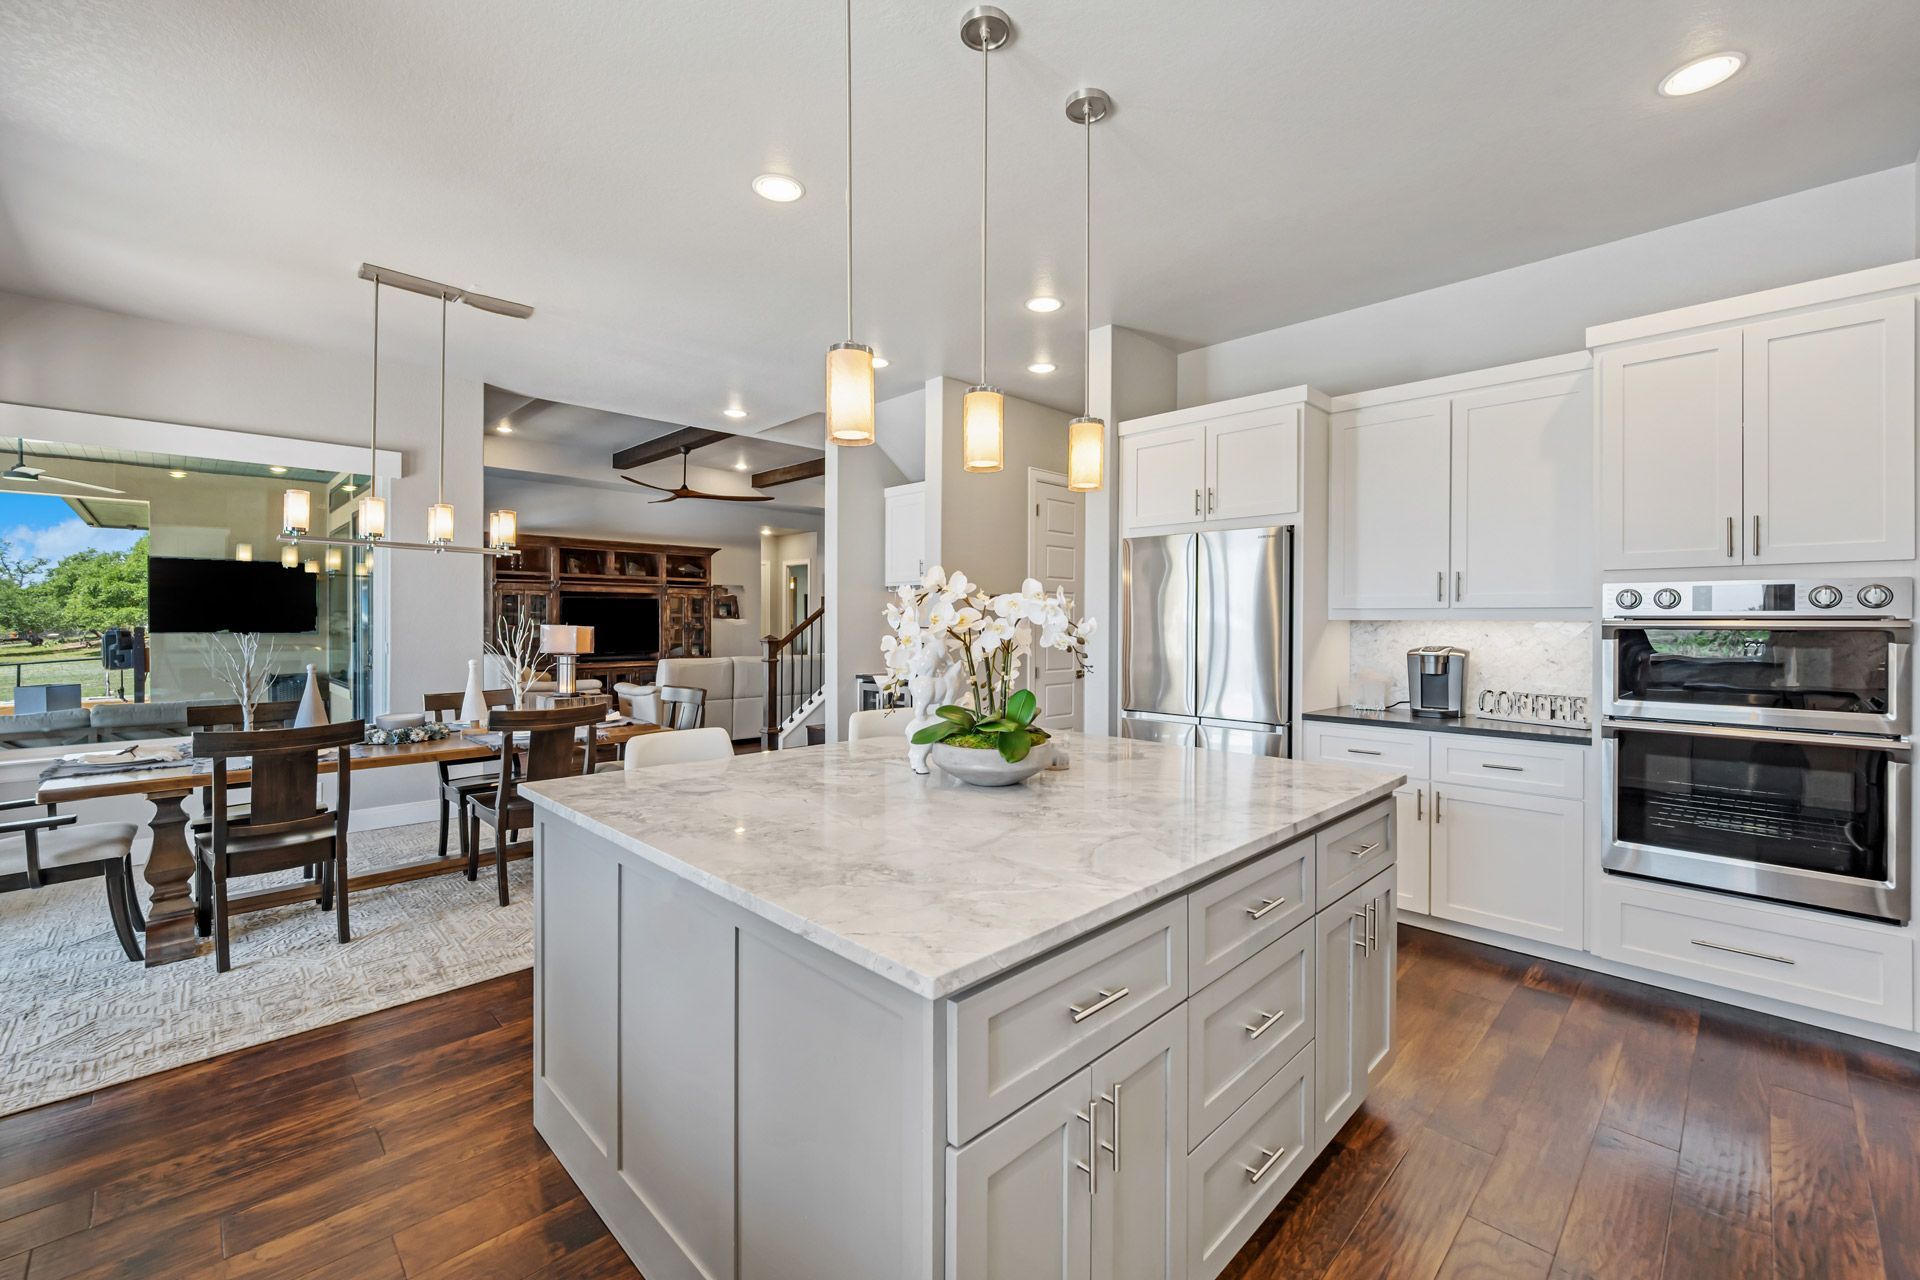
[931,741,1052,788]
[459,658,489,728]
[293,663,328,727]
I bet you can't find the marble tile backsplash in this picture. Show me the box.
[1345,621,1593,708]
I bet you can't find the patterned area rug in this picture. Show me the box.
[0,822,532,1117]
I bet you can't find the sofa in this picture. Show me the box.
[615,657,766,742]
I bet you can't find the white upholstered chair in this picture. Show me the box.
[847,709,906,741]
[624,726,734,770]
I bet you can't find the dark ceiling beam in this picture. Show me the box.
[612,428,729,471]
[750,457,826,489]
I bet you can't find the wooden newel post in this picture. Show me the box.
[761,634,781,751]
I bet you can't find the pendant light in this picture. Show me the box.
[825,0,875,445]
[1065,87,1111,492]
[359,278,389,539]
[960,6,1010,474]
[426,296,457,544]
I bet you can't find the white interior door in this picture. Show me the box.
[1030,472,1083,732]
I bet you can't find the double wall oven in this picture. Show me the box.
[1600,578,1913,924]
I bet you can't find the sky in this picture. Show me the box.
[0,492,145,577]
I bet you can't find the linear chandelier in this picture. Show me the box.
[279,263,531,558]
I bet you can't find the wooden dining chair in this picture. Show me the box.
[465,703,606,907]
[0,798,142,961]
[423,688,511,860]
[189,719,364,972]
[657,686,706,731]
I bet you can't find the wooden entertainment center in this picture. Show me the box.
[485,533,717,689]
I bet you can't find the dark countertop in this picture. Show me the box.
[1304,705,1592,746]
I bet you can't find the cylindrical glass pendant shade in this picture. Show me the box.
[304,559,320,575]
[324,547,344,574]
[1067,416,1105,492]
[280,545,300,569]
[280,488,311,536]
[358,492,387,540]
[962,386,1005,473]
[234,543,253,562]
[427,503,456,545]
[826,342,876,445]
[489,509,518,550]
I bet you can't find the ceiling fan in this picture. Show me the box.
[622,444,773,503]
[2,439,125,495]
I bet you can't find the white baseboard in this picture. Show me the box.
[1401,912,1920,1052]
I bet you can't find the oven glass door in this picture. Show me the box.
[1604,722,1909,922]
[1605,622,1908,735]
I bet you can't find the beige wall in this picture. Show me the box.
[924,377,1070,596]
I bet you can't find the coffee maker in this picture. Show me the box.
[1407,646,1468,718]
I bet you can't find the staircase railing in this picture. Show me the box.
[762,602,826,749]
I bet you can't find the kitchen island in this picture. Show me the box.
[522,735,1400,1280]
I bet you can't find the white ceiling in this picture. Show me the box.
[1,0,1916,435]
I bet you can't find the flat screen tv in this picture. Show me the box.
[147,557,319,634]
[559,594,661,657]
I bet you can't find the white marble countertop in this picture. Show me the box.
[523,735,1402,999]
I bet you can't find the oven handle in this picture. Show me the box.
[1601,619,1913,632]
[1889,641,1910,738]
[1600,718,1914,754]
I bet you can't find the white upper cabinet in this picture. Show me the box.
[1592,263,1920,572]
[1329,353,1593,616]
[882,482,928,588]
[1451,373,1592,608]
[1329,397,1453,611]
[1743,297,1916,565]
[1118,389,1310,532]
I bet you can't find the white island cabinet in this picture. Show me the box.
[523,736,1399,1280]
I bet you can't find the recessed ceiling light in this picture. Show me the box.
[723,407,748,419]
[1027,362,1056,374]
[269,465,288,474]
[760,526,773,536]
[1659,52,1745,97]
[342,483,356,493]
[735,460,750,471]
[1025,296,1063,313]
[871,355,889,369]
[752,173,805,203]
[168,469,187,479]
[496,421,513,434]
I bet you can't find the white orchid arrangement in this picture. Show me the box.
[881,566,1095,762]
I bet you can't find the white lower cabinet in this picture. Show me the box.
[948,1067,1095,1280]
[1092,1010,1188,1280]
[1391,784,1429,915]
[1185,1042,1314,1278]
[1430,783,1584,948]
[1314,867,1395,1149]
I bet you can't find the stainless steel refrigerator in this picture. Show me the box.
[1121,526,1292,756]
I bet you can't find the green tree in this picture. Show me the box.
[0,539,56,641]
[43,536,149,634]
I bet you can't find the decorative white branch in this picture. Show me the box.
[484,614,551,709]
[203,632,279,729]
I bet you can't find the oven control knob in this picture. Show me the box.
[1613,588,1642,611]
[1652,588,1682,610]
[1858,583,1895,610]
[1808,584,1843,609]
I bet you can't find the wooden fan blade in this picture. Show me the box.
[694,492,777,502]
[622,475,676,494]
[40,475,127,495]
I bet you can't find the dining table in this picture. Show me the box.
[34,720,665,966]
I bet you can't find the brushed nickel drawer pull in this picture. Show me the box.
[1727,515,1735,558]
[1245,1146,1287,1184]
[1691,938,1795,966]
[1481,763,1525,772]
[1069,986,1131,1023]
[1100,1084,1121,1171]
[1346,747,1383,757]
[1753,514,1762,557]
[1247,896,1288,920]
[1436,571,1444,602]
[1075,1102,1098,1193]
[1351,912,1368,949]
[1346,841,1382,857]
[1245,1009,1285,1040]
[1415,789,1423,821]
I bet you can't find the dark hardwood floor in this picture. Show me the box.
[2,926,1915,1278]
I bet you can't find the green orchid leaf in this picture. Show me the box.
[910,721,959,745]
[934,705,977,728]
[997,728,1033,763]
[1028,726,1051,742]
[1006,689,1038,726]
[973,717,1016,733]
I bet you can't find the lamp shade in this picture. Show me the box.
[234,543,253,562]
[540,624,595,656]
[426,502,456,544]
[280,545,300,569]
[488,508,518,549]
[1067,416,1105,492]
[354,555,371,577]
[358,492,387,539]
[962,386,1005,473]
[304,559,320,575]
[826,342,876,445]
[280,488,311,536]
[324,547,344,573]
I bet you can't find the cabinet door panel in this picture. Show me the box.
[1394,785,1430,915]
[1313,883,1367,1147]
[1431,784,1584,948]
[1091,1010,1188,1280]
[1123,426,1207,529]
[1450,373,1591,607]
[1360,872,1397,1087]
[1598,332,1744,571]
[883,486,927,587]
[1744,297,1916,565]
[1206,410,1300,521]
[1329,399,1452,610]
[948,1069,1093,1280]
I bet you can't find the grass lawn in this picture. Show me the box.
[0,641,112,700]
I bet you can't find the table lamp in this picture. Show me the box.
[540,624,595,697]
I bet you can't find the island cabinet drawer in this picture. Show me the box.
[1186,1041,1315,1279]
[1308,726,1429,779]
[947,898,1187,1145]
[1315,802,1394,906]
[1188,922,1313,1147]
[1187,838,1314,990]
[1434,737,1585,799]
